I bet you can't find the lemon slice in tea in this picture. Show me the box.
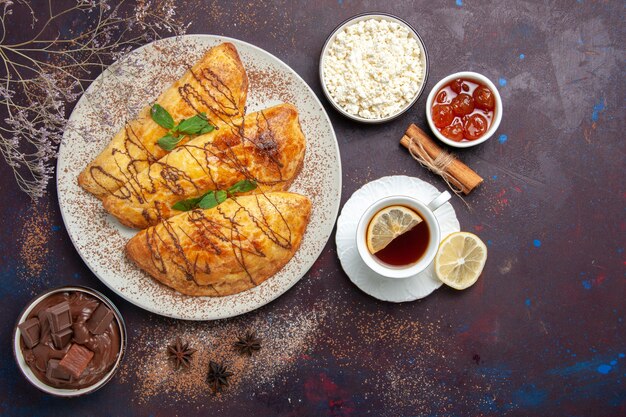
[366,206,423,254]
[435,232,487,290]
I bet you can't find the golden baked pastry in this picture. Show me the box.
[102,103,306,229]
[126,192,311,296]
[78,42,248,198]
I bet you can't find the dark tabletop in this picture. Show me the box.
[1,1,624,416]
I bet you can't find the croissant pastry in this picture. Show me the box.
[126,192,311,297]
[102,103,306,229]
[78,42,248,198]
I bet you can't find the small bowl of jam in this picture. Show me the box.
[426,71,502,148]
[13,286,126,397]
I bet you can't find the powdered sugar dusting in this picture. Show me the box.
[118,306,325,405]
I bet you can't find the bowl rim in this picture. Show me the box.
[13,285,127,397]
[319,11,430,124]
[425,71,503,148]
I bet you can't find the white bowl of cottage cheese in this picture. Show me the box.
[320,13,429,123]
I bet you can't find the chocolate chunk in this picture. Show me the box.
[46,301,72,333]
[46,359,72,383]
[37,310,50,336]
[59,344,94,379]
[86,303,114,335]
[32,344,50,372]
[18,318,41,348]
[33,343,68,372]
[51,328,73,349]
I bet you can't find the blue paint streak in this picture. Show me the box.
[512,384,547,407]
[525,298,531,307]
[456,0,463,6]
[582,280,592,290]
[499,77,507,87]
[492,175,498,180]
[591,99,605,122]
[610,360,617,366]
[533,239,541,248]
[519,53,525,59]
[548,353,624,377]
[480,365,513,381]
[487,239,493,246]
[498,134,508,144]
[548,360,596,376]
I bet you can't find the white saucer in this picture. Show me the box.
[336,176,460,302]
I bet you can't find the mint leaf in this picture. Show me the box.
[198,191,219,209]
[157,134,182,151]
[215,190,228,203]
[172,195,203,211]
[176,113,213,135]
[172,181,246,212]
[228,179,257,194]
[151,104,174,130]
[197,190,229,209]
[199,124,215,135]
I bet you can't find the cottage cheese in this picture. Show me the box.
[322,18,424,119]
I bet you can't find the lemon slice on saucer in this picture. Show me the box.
[366,206,423,254]
[435,232,487,289]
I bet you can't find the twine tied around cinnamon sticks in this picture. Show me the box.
[400,124,483,197]
[408,139,462,193]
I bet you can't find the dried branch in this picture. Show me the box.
[0,0,188,199]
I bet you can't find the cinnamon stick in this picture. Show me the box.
[400,124,483,195]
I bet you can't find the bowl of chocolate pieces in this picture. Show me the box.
[13,286,126,396]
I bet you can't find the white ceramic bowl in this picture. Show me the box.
[13,286,126,397]
[319,12,429,124]
[426,71,503,148]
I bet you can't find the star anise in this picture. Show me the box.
[167,338,197,370]
[206,360,234,393]
[233,331,262,356]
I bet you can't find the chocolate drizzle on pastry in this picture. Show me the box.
[78,43,249,198]
[79,43,310,298]
[101,103,305,229]
[91,66,243,201]
[126,192,311,297]
[145,193,293,287]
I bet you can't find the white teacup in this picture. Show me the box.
[356,191,451,279]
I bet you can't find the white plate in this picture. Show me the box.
[336,176,460,302]
[57,35,342,320]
